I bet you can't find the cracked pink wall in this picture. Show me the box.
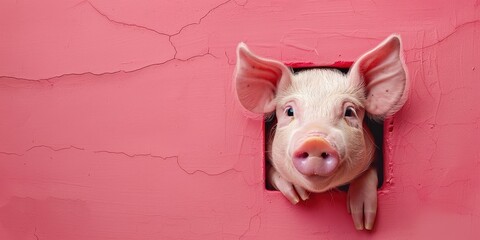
[0,0,479,239]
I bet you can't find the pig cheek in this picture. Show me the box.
[342,125,364,159]
[270,128,300,185]
[340,128,371,182]
[326,128,347,159]
[308,126,366,189]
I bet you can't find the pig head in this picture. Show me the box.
[234,35,408,193]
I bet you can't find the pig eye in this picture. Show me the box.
[285,107,294,117]
[344,106,356,118]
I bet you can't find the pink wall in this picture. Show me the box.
[1,0,479,239]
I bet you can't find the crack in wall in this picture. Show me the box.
[34,227,40,240]
[238,211,261,239]
[83,0,238,59]
[1,2,477,84]
[0,145,240,177]
[407,20,480,51]
[80,1,170,37]
[0,145,85,156]
[170,0,235,37]
[80,0,179,61]
[0,0,233,83]
[85,0,238,37]
[225,51,235,66]
[0,51,216,84]
[92,150,175,160]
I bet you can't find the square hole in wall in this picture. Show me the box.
[264,64,385,191]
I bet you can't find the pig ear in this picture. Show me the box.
[349,35,408,118]
[234,43,292,114]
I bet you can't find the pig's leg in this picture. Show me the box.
[347,167,378,230]
[267,164,309,204]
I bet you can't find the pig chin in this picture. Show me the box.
[301,164,360,192]
[295,164,352,193]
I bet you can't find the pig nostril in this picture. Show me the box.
[321,152,329,158]
[296,152,309,159]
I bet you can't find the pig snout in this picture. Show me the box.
[292,137,339,176]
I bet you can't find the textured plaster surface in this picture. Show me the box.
[0,0,479,239]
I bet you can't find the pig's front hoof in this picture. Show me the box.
[347,168,378,230]
[268,165,309,204]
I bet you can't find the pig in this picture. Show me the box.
[234,35,408,230]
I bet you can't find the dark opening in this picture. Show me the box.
[264,66,384,191]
